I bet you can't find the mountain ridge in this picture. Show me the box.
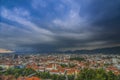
[14,46,120,54]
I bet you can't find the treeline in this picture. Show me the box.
[0,67,73,80]
[0,67,120,80]
[76,68,120,80]
[70,57,85,61]
[60,63,76,68]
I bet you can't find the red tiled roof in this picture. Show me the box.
[17,77,41,80]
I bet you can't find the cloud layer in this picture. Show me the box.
[0,0,120,51]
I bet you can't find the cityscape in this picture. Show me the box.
[0,49,120,80]
[0,0,120,80]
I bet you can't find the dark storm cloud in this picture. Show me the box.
[51,0,120,50]
[78,0,120,45]
[0,0,120,51]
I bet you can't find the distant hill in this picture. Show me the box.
[14,46,120,54]
[63,46,120,54]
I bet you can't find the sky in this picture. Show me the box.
[0,0,120,52]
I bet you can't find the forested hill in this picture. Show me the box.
[63,46,120,54]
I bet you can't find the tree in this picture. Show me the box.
[68,75,75,80]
